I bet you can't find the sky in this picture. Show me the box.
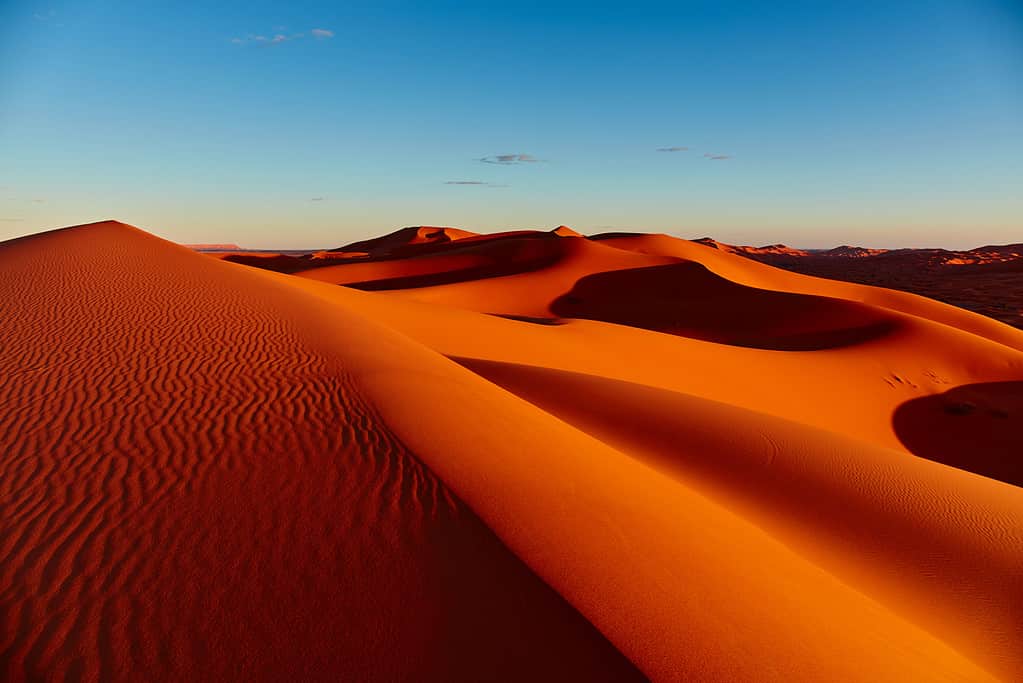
[1,0,1021,249]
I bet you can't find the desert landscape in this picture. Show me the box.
[3,0,1021,680]
[1,219,1021,681]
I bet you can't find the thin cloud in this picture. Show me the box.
[444,181,508,187]
[478,153,542,165]
[231,29,329,45]
[309,197,327,201]
[704,153,732,160]
[30,199,45,204]
[32,10,63,27]
[657,146,689,152]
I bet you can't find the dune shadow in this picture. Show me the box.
[893,381,1023,487]
[222,253,311,274]
[489,313,566,326]
[550,262,899,350]
[345,236,568,291]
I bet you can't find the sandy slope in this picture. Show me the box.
[450,359,1023,678]
[289,268,1022,456]
[595,233,1023,352]
[3,221,1022,681]
[0,223,640,681]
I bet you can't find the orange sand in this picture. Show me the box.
[2,221,1021,681]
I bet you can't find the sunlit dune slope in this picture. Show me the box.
[339,315,1007,682]
[4,221,1023,681]
[449,358,1023,679]
[0,222,641,682]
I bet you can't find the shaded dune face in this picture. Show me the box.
[551,262,900,350]
[305,235,571,290]
[334,226,479,257]
[894,381,1023,487]
[0,223,642,682]
[220,252,310,273]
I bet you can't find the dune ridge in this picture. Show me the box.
[3,220,1022,681]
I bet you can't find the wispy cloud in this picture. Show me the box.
[656,146,689,152]
[309,196,327,201]
[30,198,45,204]
[444,181,508,187]
[232,33,302,45]
[231,28,331,45]
[704,153,732,160]
[478,153,543,165]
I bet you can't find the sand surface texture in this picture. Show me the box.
[3,222,1021,681]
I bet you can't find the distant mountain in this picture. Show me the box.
[692,237,810,257]
[821,245,889,258]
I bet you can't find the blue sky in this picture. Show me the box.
[1,0,1021,248]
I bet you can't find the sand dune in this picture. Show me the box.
[335,225,479,257]
[219,251,312,273]
[689,236,1023,331]
[3,221,1022,681]
[452,359,1023,677]
[549,261,901,350]
[595,233,1023,351]
[0,222,639,681]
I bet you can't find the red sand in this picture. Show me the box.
[3,221,1022,681]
